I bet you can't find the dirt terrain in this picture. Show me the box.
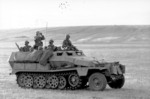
[0,45,150,99]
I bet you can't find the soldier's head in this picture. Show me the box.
[49,39,54,44]
[25,40,29,45]
[66,34,70,40]
[36,31,42,36]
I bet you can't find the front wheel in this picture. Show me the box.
[108,75,125,89]
[88,73,107,91]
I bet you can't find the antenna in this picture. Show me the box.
[45,22,48,46]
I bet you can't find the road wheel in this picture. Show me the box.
[17,73,26,87]
[58,76,67,90]
[46,75,59,89]
[24,74,33,88]
[34,75,46,89]
[68,73,81,89]
[108,75,125,89]
[88,73,107,91]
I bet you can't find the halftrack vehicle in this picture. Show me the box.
[9,50,125,91]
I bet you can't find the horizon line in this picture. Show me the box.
[0,24,150,30]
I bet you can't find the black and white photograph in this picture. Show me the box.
[0,0,150,99]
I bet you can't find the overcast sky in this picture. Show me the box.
[0,0,150,29]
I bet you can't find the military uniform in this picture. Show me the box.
[48,44,56,51]
[47,39,57,51]
[62,39,72,48]
[62,34,78,51]
[34,31,45,49]
[22,45,31,52]
[20,41,31,52]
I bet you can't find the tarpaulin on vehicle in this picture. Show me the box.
[39,49,53,66]
[14,50,43,62]
[25,50,43,62]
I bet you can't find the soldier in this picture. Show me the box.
[34,31,45,49]
[62,34,78,51]
[20,40,32,52]
[47,39,57,51]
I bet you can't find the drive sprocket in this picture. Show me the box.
[68,72,81,89]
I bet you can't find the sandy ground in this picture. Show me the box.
[0,46,150,99]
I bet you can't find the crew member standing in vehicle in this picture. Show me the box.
[62,34,78,51]
[47,39,57,51]
[34,31,45,49]
[20,40,32,52]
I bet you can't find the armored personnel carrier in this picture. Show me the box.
[9,50,125,91]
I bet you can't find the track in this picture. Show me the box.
[16,71,83,90]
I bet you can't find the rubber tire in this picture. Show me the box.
[108,75,125,89]
[88,73,107,91]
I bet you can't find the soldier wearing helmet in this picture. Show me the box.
[47,39,57,51]
[20,40,32,52]
[34,31,45,49]
[62,34,72,48]
[62,34,78,51]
